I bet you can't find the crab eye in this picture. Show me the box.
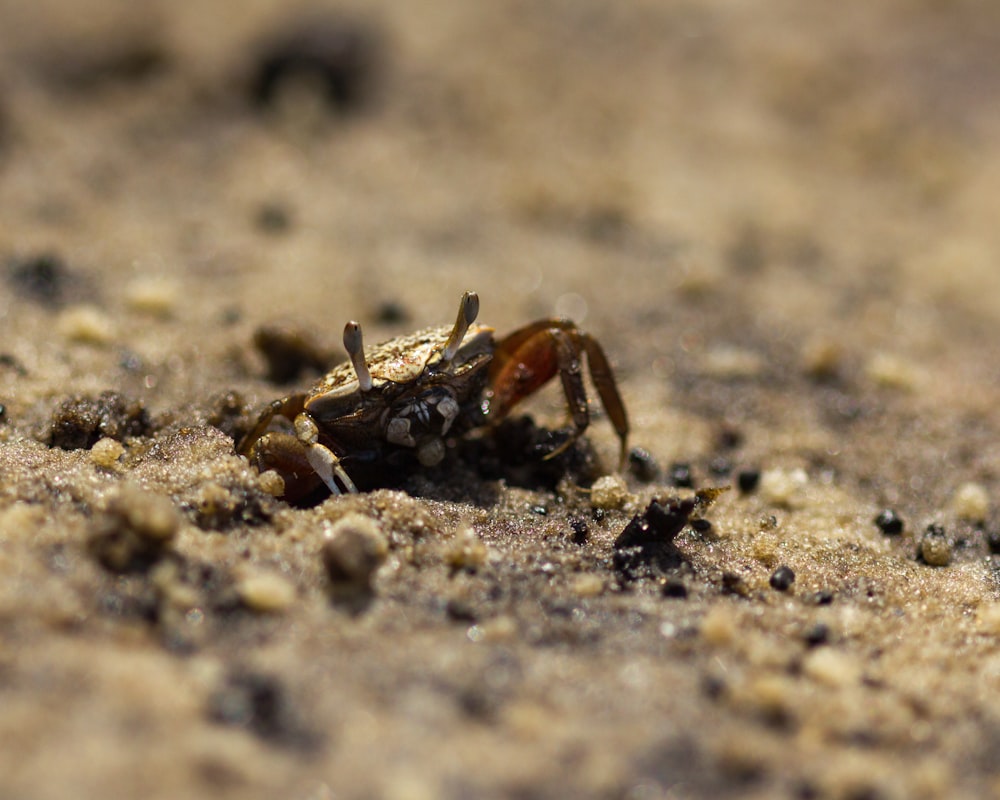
[343,321,373,392]
[440,291,479,364]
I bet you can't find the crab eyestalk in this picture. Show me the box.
[440,291,480,364]
[343,321,373,392]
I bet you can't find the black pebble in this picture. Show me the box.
[803,622,830,647]
[690,518,713,535]
[668,462,694,488]
[662,578,688,599]
[769,565,795,591]
[569,519,588,544]
[986,530,1000,556]
[874,509,904,535]
[808,589,834,606]
[627,447,660,482]
[737,469,760,493]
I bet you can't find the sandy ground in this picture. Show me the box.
[2,1,1000,798]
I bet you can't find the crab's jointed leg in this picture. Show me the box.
[295,413,358,494]
[485,319,630,465]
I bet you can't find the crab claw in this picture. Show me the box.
[343,321,373,392]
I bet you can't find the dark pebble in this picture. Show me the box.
[737,469,761,493]
[690,518,713,535]
[627,447,660,482]
[0,403,6,422]
[445,598,478,622]
[708,456,732,477]
[715,426,744,450]
[873,509,904,536]
[569,518,588,544]
[804,622,830,647]
[808,590,834,606]
[668,462,694,488]
[986,530,1000,556]
[662,578,688,599]
[769,565,795,591]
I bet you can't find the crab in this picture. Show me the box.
[238,291,629,501]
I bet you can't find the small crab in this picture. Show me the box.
[238,291,629,501]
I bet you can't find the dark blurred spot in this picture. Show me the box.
[8,252,92,308]
[207,671,321,752]
[254,202,293,234]
[252,322,339,384]
[249,15,383,115]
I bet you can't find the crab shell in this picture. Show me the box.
[300,322,496,470]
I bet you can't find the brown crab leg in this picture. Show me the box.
[578,333,630,466]
[488,318,629,464]
[238,394,307,457]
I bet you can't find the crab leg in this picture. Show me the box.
[578,334,630,466]
[238,394,307,457]
[487,318,629,464]
[295,413,358,494]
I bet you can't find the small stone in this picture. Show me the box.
[590,474,630,510]
[808,590,835,606]
[802,648,860,688]
[57,305,116,344]
[627,447,660,482]
[758,467,808,508]
[90,436,125,468]
[701,605,738,646]
[124,277,179,317]
[445,526,489,572]
[662,578,688,599]
[951,482,990,523]
[237,571,297,613]
[803,622,830,647]
[668,462,694,488]
[919,524,952,567]
[322,513,388,588]
[801,337,843,380]
[769,565,795,591]
[257,469,286,497]
[865,352,922,389]
[569,518,588,544]
[571,573,605,598]
[702,345,764,379]
[737,469,760,493]
[874,508,904,535]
